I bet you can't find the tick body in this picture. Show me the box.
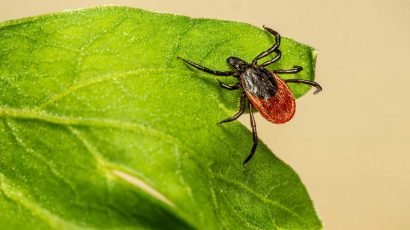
[178,26,322,165]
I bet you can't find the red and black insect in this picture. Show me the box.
[178,26,322,165]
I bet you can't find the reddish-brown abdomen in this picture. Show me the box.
[246,74,296,124]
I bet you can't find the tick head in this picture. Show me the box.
[227,57,248,72]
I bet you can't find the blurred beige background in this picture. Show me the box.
[1,0,409,229]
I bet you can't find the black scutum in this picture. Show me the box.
[240,67,277,99]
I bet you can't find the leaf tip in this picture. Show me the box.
[312,49,319,63]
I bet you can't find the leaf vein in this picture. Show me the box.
[220,195,264,230]
[34,68,191,110]
[0,172,89,230]
[3,119,77,193]
[214,174,310,226]
[72,15,128,80]
[166,20,199,66]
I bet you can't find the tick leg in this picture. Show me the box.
[218,92,246,124]
[243,101,258,165]
[260,50,281,67]
[285,79,323,94]
[273,66,303,74]
[217,80,241,90]
[177,57,235,76]
[252,26,281,65]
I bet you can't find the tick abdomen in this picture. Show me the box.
[246,73,296,124]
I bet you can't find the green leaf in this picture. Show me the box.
[0,6,321,230]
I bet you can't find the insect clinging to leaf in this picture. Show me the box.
[178,26,322,165]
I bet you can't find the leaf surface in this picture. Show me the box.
[0,6,321,229]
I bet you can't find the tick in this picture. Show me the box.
[178,26,322,165]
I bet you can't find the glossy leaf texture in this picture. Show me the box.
[0,6,321,230]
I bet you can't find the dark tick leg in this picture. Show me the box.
[252,26,281,65]
[218,92,246,124]
[260,50,281,67]
[243,101,258,166]
[217,80,241,90]
[177,57,235,76]
[285,79,323,94]
[273,66,303,74]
